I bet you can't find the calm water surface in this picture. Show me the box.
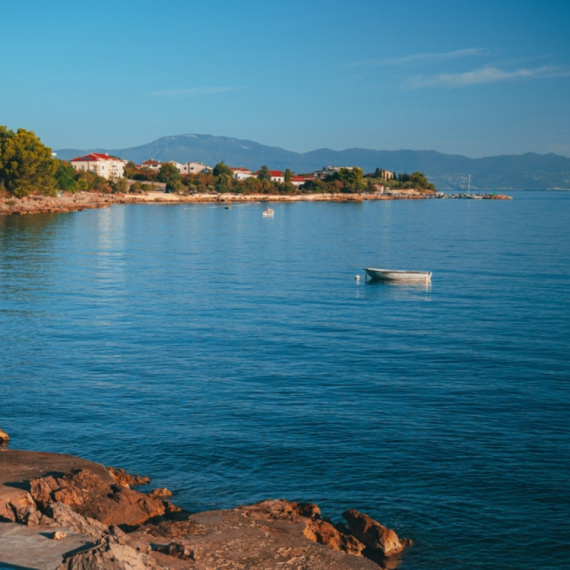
[1,192,569,569]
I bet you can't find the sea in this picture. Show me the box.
[1,191,569,569]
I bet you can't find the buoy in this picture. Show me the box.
[355,275,360,280]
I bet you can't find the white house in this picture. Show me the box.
[139,159,162,171]
[70,153,126,180]
[231,167,254,181]
[269,170,284,183]
[182,162,209,175]
[290,175,312,187]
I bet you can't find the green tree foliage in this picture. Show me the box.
[157,163,181,185]
[213,162,233,177]
[111,177,129,194]
[0,127,57,197]
[258,165,271,181]
[54,160,78,192]
[284,168,292,183]
[74,170,112,193]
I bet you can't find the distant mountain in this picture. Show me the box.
[56,134,570,191]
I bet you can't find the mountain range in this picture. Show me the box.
[56,134,570,191]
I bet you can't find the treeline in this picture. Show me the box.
[0,127,126,197]
[0,126,436,197]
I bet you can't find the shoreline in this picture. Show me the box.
[0,189,511,216]
[0,441,411,570]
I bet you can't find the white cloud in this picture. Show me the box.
[348,48,486,68]
[410,65,570,88]
[151,87,246,97]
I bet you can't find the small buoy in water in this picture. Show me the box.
[355,275,360,281]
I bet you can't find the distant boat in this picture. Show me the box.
[364,268,432,282]
[262,208,274,217]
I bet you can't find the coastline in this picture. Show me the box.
[0,189,511,216]
[0,439,411,570]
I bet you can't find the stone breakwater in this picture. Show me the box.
[0,446,412,570]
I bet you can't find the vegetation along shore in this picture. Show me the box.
[0,126,509,216]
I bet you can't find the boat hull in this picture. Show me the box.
[364,268,432,282]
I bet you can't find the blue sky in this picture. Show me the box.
[2,0,569,157]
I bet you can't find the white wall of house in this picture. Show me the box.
[71,154,125,180]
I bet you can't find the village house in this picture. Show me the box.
[314,166,354,179]
[139,159,161,171]
[290,175,314,187]
[269,170,285,183]
[231,167,254,181]
[182,162,209,175]
[70,153,126,180]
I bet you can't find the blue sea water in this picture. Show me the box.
[1,192,569,569]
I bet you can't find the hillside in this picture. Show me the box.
[56,134,570,191]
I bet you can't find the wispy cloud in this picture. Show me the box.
[409,65,570,88]
[347,48,486,68]
[151,87,246,97]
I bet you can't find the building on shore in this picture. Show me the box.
[139,159,161,171]
[183,162,210,175]
[231,167,254,180]
[70,153,126,180]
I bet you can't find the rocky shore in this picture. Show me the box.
[0,189,445,217]
[0,434,412,569]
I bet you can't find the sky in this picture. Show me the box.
[2,0,570,157]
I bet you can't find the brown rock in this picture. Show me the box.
[304,518,365,556]
[342,509,409,557]
[154,541,195,560]
[0,427,9,444]
[47,502,109,539]
[30,468,165,527]
[149,487,172,498]
[107,466,151,487]
[57,536,164,570]
[52,530,67,540]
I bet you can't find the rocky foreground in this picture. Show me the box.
[0,444,411,570]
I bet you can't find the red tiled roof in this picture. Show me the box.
[141,160,161,166]
[269,171,283,177]
[70,152,116,163]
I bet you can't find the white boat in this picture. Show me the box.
[262,208,274,217]
[364,268,432,282]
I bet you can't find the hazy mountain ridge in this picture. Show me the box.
[56,134,570,191]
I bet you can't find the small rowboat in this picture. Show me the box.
[364,268,432,282]
[262,208,274,217]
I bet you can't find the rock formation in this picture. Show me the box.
[0,449,412,569]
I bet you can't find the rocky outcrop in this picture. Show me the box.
[0,450,412,569]
[107,466,151,487]
[29,468,165,527]
[56,535,164,570]
[342,509,412,558]
[0,427,9,445]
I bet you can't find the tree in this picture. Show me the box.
[336,167,365,193]
[54,160,77,192]
[258,165,271,181]
[213,162,233,177]
[284,168,292,183]
[0,127,57,197]
[157,163,181,185]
